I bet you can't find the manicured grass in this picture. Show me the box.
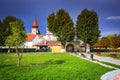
[0,53,112,80]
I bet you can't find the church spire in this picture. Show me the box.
[32,18,38,28]
[32,18,40,34]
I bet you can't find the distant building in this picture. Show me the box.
[24,18,61,52]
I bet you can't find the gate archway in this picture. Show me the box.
[66,44,74,52]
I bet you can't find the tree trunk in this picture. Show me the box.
[61,44,65,52]
[16,47,20,67]
[86,43,90,53]
[8,46,10,53]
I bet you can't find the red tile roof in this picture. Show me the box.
[26,33,44,42]
[26,33,36,42]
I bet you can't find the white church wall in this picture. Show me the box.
[24,42,33,48]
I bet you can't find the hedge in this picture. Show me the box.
[91,49,120,52]
[0,48,36,53]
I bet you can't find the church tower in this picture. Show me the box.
[32,18,40,34]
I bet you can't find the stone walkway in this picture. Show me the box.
[70,53,120,69]
[84,53,120,66]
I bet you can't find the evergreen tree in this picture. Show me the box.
[47,9,75,48]
[76,9,100,53]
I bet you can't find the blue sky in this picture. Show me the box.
[0,0,120,37]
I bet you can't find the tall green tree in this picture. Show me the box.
[76,9,100,53]
[0,16,17,46]
[47,9,75,49]
[5,19,26,67]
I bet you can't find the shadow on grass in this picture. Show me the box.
[44,59,65,65]
[30,60,65,66]
[0,64,16,68]
[0,60,66,68]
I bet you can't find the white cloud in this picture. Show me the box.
[106,16,120,20]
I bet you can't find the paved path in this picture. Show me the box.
[74,53,119,69]
[84,53,120,66]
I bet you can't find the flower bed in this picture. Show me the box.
[110,52,117,57]
[81,53,86,57]
[96,52,101,55]
[38,49,45,52]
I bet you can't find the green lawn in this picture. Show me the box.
[0,53,112,80]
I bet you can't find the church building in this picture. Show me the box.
[24,18,61,52]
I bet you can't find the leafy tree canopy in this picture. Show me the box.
[5,19,26,47]
[93,34,120,49]
[76,9,100,45]
[0,16,17,46]
[110,34,120,48]
[47,9,75,47]
[99,37,110,48]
